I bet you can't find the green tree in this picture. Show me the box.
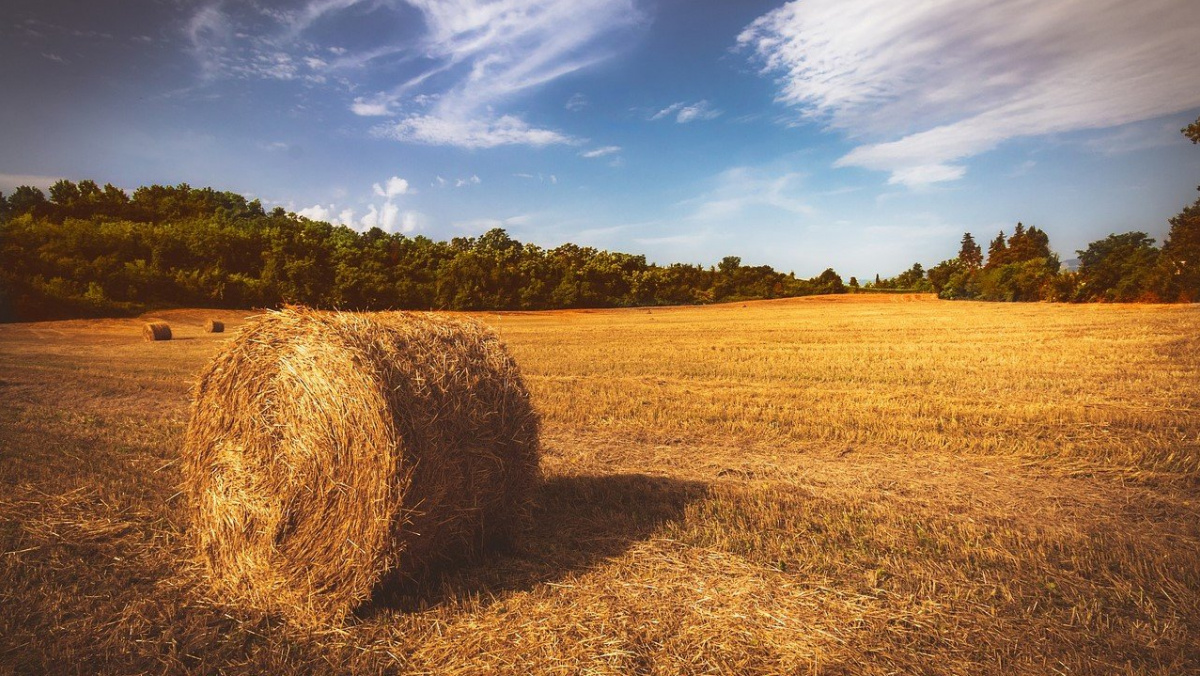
[8,185,49,218]
[1006,223,1053,263]
[958,232,983,270]
[978,257,1060,302]
[986,231,1008,268]
[1184,115,1200,144]
[49,179,81,210]
[1156,116,1200,301]
[1075,232,1159,301]
[1158,201,1200,302]
[927,259,964,296]
[894,262,928,290]
[810,268,846,294]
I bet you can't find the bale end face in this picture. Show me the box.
[182,307,540,623]
[143,322,172,341]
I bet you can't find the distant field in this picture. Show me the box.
[2,295,1198,674]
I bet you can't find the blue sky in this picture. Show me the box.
[3,0,1200,279]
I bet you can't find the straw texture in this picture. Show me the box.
[143,322,171,341]
[182,307,540,622]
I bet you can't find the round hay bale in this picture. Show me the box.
[182,307,540,621]
[204,319,225,333]
[143,321,172,341]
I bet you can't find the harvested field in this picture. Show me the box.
[1,295,1198,674]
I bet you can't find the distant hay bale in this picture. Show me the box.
[182,307,540,622]
[204,319,224,333]
[143,321,172,341]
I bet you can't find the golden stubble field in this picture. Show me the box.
[1,294,1198,675]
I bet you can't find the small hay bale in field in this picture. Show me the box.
[182,307,540,622]
[142,321,172,341]
[204,319,225,333]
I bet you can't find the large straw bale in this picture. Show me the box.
[204,319,224,333]
[142,321,171,341]
[182,307,540,621]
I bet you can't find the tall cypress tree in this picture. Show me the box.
[958,232,983,270]
[986,231,1008,269]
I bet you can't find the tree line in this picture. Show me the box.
[4,118,1196,320]
[865,118,1200,303]
[872,216,1197,303]
[0,181,847,321]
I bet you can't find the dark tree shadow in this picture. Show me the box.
[363,473,707,615]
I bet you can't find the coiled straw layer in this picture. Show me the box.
[183,307,540,622]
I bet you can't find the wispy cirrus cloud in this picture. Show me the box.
[184,0,643,148]
[739,0,1200,187]
[184,3,330,84]
[379,113,571,149]
[651,100,721,123]
[376,0,642,148]
[580,145,621,159]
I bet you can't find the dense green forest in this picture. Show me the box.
[0,180,846,321]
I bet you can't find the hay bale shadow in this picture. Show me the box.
[366,473,707,614]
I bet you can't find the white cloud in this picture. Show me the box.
[358,203,420,233]
[512,172,558,185]
[184,5,230,80]
[360,204,380,229]
[565,93,589,112]
[581,145,621,158]
[454,175,482,188]
[651,100,722,123]
[300,175,422,234]
[183,4,336,85]
[380,114,572,149]
[296,204,359,226]
[740,0,1200,186]
[296,203,333,222]
[372,176,410,198]
[676,101,722,123]
[650,102,684,121]
[886,164,966,188]
[195,0,643,147]
[350,96,392,117]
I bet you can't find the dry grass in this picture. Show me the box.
[1,296,1198,674]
